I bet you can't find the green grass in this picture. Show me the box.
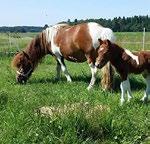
[115,32,150,51]
[0,32,150,143]
[0,33,37,54]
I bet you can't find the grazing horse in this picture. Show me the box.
[12,22,115,90]
[96,39,150,105]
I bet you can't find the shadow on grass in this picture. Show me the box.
[134,98,150,105]
[22,74,145,92]
[28,75,97,85]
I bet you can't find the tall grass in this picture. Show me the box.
[0,32,150,143]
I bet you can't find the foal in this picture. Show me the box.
[96,39,150,105]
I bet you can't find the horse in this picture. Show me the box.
[12,22,115,90]
[95,39,150,105]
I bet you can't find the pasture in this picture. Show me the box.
[0,32,150,143]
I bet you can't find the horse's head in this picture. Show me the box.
[12,51,33,84]
[95,39,111,69]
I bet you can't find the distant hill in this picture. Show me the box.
[0,26,43,33]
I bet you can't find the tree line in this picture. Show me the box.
[0,15,149,33]
[67,15,150,32]
[0,26,43,33]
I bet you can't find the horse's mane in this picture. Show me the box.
[23,31,51,69]
[111,43,124,53]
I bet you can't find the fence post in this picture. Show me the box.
[142,27,145,50]
[8,32,12,50]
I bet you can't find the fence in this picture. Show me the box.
[115,29,150,51]
[0,33,32,56]
[0,30,150,56]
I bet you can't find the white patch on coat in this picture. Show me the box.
[88,22,115,49]
[125,49,139,65]
[44,24,68,56]
[99,47,104,51]
[87,63,97,90]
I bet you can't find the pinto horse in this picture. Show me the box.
[12,22,115,90]
[96,39,150,104]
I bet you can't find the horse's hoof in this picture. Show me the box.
[120,99,125,106]
[67,79,72,82]
[127,97,132,103]
[67,77,72,82]
[140,97,149,102]
[87,86,92,91]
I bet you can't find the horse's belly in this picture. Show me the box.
[64,53,86,63]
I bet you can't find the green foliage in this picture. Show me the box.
[67,15,150,32]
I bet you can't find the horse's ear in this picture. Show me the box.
[98,39,103,45]
[14,51,20,55]
[22,51,30,60]
[105,39,111,46]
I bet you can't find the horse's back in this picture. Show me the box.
[55,23,92,52]
[47,22,115,62]
[57,22,114,50]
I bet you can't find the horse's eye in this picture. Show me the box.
[17,63,21,68]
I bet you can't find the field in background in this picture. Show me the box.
[116,32,150,51]
[0,33,37,55]
[0,32,150,54]
[0,32,150,143]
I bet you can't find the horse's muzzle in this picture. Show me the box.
[96,64,102,69]
[16,75,27,84]
[95,61,106,69]
[95,62,102,69]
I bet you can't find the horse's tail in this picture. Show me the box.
[100,27,115,90]
[101,62,114,91]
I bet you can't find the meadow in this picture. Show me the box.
[0,32,150,144]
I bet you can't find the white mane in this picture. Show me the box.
[44,23,69,43]
[100,27,116,42]
[88,22,115,49]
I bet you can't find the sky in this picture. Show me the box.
[0,0,150,26]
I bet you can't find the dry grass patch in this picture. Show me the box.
[35,102,110,118]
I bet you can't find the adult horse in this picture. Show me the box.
[12,22,115,90]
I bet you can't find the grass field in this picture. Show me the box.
[0,32,150,144]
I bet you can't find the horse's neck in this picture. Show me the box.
[25,35,48,67]
[110,44,124,65]
[110,44,145,74]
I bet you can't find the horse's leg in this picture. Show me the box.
[120,76,132,105]
[126,77,132,102]
[87,63,97,90]
[55,60,61,80]
[86,52,97,90]
[57,56,72,82]
[120,81,126,105]
[141,74,150,102]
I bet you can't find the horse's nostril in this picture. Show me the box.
[95,63,100,68]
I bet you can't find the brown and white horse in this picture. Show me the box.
[96,39,150,104]
[12,22,115,90]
